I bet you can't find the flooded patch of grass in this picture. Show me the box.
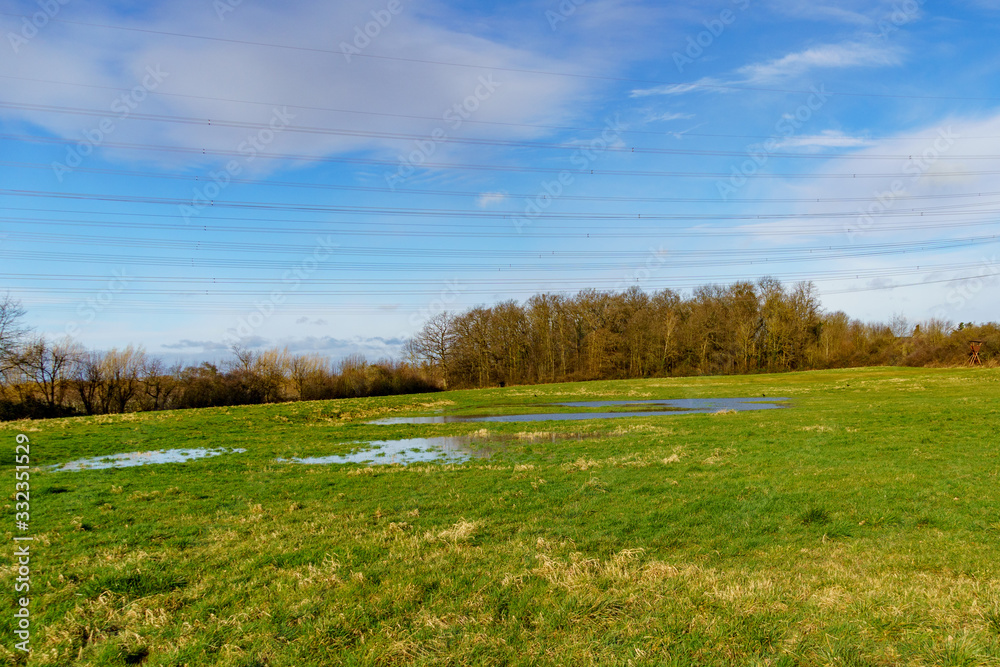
[50,447,247,471]
[369,397,790,424]
[278,436,493,466]
[278,432,593,466]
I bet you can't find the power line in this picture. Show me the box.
[4,212,1000,239]
[3,10,999,102]
[4,188,1000,221]
[8,162,1000,206]
[4,100,996,160]
[2,236,996,274]
[3,232,994,259]
[5,245,997,282]
[17,132,1000,179]
[4,260,993,300]
[14,131,1000,180]
[5,73,995,143]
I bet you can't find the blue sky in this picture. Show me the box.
[2,0,1000,364]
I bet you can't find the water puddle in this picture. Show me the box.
[279,436,496,466]
[50,448,247,472]
[554,398,789,411]
[370,397,789,425]
[280,432,589,466]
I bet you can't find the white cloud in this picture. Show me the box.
[630,41,902,97]
[766,0,926,26]
[631,78,725,97]
[0,0,592,173]
[476,191,508,207]
[736,42,902,83]
[772,131,872,149]
[744,112,1000,323]
[766,1,879,24]
[645,111,695,122]
[161,338,235,351]
[158,334,406,364]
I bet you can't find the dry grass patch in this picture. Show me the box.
[533,549,647,590]
[433,519,480,542]
[610,423,672,435]
[564,457,600,472]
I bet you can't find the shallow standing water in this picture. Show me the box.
[369,397,789,425]
[554,398,789,411]
[50,448,247,472]
[278,436,496,466]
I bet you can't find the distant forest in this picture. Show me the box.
[0,294,435,421]
[1,278,996,420]
[405,279,997,388]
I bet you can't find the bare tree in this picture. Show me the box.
[228,345,289,403]
[103,346,147,413]
[889,313,912,338]
[255,347,289,403]
[408,312,456,388]
[289,353,328,400]
[73,350,107,415]
[141,357,180,410]
[229,344,263,403]
[15,337,81,410]
[337,352,369,397]
[0,294,29,373]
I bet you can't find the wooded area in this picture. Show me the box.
[1,279,996,420]
[406,279,997,388]
[0,294,435,420]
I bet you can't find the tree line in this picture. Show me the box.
[3,279,996,420]
[406,279,997,388]
[0,295,436,421]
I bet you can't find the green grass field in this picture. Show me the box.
[3,367,1000,666]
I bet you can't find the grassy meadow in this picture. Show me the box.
[2,366,1000,666]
